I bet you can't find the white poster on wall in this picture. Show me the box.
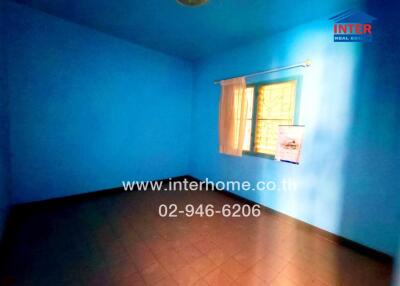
[275,125,305,164]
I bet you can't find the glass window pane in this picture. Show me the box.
[255,119,291,154]
[243,119,253,151]
[255,81,296,155]
[243,87,254,151]
[246,87,254,120]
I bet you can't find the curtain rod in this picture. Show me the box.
[213,59,312,84]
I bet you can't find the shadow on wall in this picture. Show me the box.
[337,0,400,284]
[241,6,399,279]
[271,0,399,283]
[0,0,11,240]
[339,0,400,256]
[396,245,400,285]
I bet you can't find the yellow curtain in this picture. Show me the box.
[219,77,247,156]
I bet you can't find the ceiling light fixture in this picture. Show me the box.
[176,0,208,7]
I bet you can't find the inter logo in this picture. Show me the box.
[330,9,376,42]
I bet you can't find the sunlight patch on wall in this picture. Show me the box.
[274,22,362,233]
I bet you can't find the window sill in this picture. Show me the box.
[242,151,275,160]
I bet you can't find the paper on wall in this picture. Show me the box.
[275,125,305,164]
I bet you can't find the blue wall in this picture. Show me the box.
[339,0,400,259]
[5,2,193,203]
[190,10,400,256]
[0,0,11,240]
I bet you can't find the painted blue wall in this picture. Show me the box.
[339,0,400,259]
[190,8,400,256]
[0,0,11,240]
[5,2,193,204]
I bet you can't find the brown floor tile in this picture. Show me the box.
[207,248,232,266]
[140,262,169,285]
[220,258,250,280]
[310,277,330,286]
[150,241,178,260]
[108,256,139,279]
[178,244,203,261]
[154,275,179,286]
[83,270,115,286]
[124,241,150,257]
[203,268,236,286]
[189,255,217,277]
[194,239,218,254]
[158,251,188,273]
[233,248,265,267]
[250,256,287,283]
[236,271,268,286]
[218,240,244,256]
[170,265,201,286]
[270,273,298,286]
[170,238,194,250]
[191,279,209,286]
[132,251,160,272]
[278,263,314,285]
[113,272,146,286]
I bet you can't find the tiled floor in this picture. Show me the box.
[0,182,394,286]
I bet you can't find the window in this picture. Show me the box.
[243,79,298,156]
[243,87,254,151]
